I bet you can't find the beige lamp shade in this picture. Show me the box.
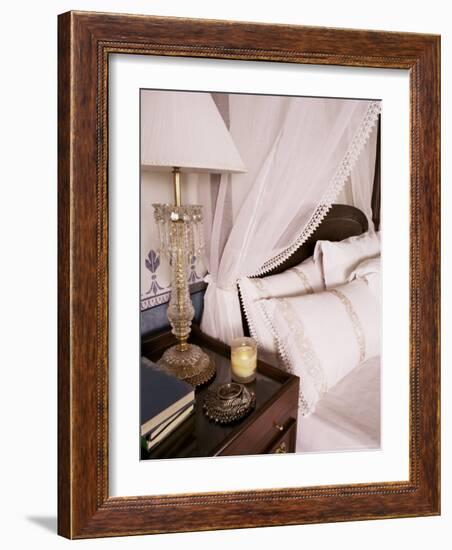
[141,90,246,173]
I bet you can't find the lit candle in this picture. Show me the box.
[231,337,257,383]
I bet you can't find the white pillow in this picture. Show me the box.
[349,256,381,301]
[260,277,380,415]
[238,256,324,365]
[315,230,380,289]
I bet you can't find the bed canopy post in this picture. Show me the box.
[371,114,381,231]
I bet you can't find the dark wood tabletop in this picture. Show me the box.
[141,325,299,459]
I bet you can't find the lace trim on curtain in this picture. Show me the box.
[251,100,381,277]
[237,279,261,345]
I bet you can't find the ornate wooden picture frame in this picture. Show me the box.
[58,11,440,538]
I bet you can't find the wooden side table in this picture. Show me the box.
[141,325,300,459]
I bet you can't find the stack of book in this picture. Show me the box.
[140,357,195,450]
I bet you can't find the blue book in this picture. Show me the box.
[147,404,195,450]
[140,357,194,437]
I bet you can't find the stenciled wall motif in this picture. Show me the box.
[140,169,211,311]
[141,247,205,311]
[144,249,164,295]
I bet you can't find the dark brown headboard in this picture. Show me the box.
[263,204,369,277]
[239,203,370,336]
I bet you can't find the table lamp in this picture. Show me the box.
[141,90,246,386]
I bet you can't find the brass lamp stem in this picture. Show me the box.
[173,167,182,206]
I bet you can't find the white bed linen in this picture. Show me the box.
[260,275,380,415]
[297,355,380,453]
[238,256,324,364]
[315,230,380,288]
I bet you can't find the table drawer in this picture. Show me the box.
[218,381,298,456]
[264,417,297,454]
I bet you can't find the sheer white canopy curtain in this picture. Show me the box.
[200,94,381,344]
[337,118,379,231]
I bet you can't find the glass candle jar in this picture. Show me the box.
[230,337,257,383]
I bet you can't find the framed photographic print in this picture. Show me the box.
[58,11,440,538]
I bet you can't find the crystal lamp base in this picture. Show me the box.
[157,343,216,387]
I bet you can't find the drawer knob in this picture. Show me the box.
[274,422,284,432]
[274,442,287,454]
